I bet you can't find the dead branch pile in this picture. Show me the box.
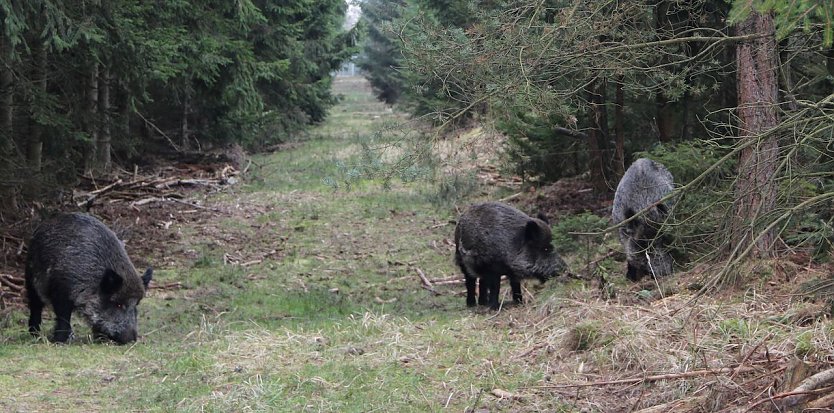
[74,163,241,209]
[0,161,242,307]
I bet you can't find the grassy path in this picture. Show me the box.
[0,77,564,412]
[2,77,830,413]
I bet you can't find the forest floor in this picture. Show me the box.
[1,77,833,412]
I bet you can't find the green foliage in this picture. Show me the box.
[564,321,614,351]
[497,109,586,182]
[426,170,480,207]
[794,331,816,357]
[551,212,610,254]
[0,0,357,199]
[729,0,834,46]
[356,0,406,104]
[633,140,734,186]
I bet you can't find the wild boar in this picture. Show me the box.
[612,158,675,281]
[25,213,152,344]
[454,202,567,309]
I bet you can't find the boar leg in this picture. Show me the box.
[50,298,74,343]
[478,276,490,306]
[510,279,523,305]
[25,277,43,336]
[626,261,642,282]
[487,277,501,310]
[465,274,477,307]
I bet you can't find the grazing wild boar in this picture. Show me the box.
[612,158,675,281]
[25,213,153,344]
[454,202,567,309]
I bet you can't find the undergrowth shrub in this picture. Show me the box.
[551,212,609,254]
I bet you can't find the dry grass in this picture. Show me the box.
[2,77,834,413]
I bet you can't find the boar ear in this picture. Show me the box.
[525,219,542,241]
[142,268,153,289]
[101,269,123,295]
[536,212,550,225]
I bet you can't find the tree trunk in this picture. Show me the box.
[181,88,190,151]
[0,35,13,155]
[587,77,609,191]
[0,34,17,211]
[655,93,675,141]
[96,65,111,172]
[118,81,131,143]
[85,63,99,174]
[614,76,625,177]
[731,10,780,258]
[27,38,47,171]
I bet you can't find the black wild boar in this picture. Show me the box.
[25,213,153,344]
[612,158,675,281]
[454,202,567,309]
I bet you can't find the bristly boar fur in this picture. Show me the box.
[25,213,153,344]
[612,158,675,281]
[454,202,567,309]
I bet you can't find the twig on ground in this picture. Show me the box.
[777,366,834,408]
[415,267,442,295]
[529,366,761,389]
[0,273,23,293]
[491,388,524,400]
[729,333,773,381]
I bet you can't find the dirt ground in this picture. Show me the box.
[2,77,834,412]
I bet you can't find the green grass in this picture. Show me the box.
[4,76,826,412]
[0,76,545,412]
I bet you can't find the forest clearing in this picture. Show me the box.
[0,76,830,412]
[3,1,834,411]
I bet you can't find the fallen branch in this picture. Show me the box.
[428,275,462,283]
[0,273,24,293]
[433,279,464,286]
[491,388,524,400]
[415,267,432,288]
[154,178,220,189]
[778,366,834,408]
[131,196,222,212]
[729,333,773,381]
[742,385,834,412]
[153,281,185,290]
[529,366,761,389]
[808,391,834,409]
[632,397,703,413]
[415,268,444,295]
[77,179,124,207]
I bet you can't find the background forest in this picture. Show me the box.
[0,0,357,209]
[358,0,834,277]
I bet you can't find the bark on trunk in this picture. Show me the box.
[587,77,609,191]
[96,65,111,172]
[731,10,780,258]
[0,35,16,211]
[655,93,675,141]
[614,76,625,177]
[0,36,13,154]
[85,63,99,174]
[181,88,190,151]
[27,39,47,171]
[118,81,130,142]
